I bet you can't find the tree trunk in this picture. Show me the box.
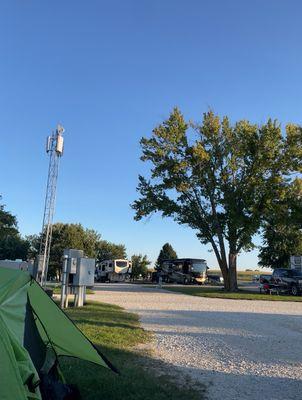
[217,260,231,291]
[228,252,238,291]
[218,254,238,292]
[209,237,238,292]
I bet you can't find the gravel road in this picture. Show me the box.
[89,284,302,400]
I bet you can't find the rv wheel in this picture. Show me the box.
[291,285,299,296]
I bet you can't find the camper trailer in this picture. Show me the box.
[157,258,208,284]
[95,259,132,282]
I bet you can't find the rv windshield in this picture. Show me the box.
[116,261,128,268]
[191,262,207,274]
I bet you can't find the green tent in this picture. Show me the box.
[0,267,115,400]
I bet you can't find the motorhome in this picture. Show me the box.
[95,259,132,282]
[157,258,208,284]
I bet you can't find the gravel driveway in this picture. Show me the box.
[89,284,302,400]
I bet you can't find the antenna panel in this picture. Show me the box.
[46,136,52,152]
[56,135,64,154]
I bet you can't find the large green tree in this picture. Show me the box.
[259,178,302,269]
[0,235,30,260]
[131,254,151,279]
[97,240,127,262]
[132,109,302,291]
[156,243,177,268]
[0,197,30,260]
[0,197,18,240]
[29,223,102,278]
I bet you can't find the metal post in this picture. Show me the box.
[64,273,69,308]
[60,255,68,309]
[79,286,84,307]
[74,287,79,307]
[83,286,86,304]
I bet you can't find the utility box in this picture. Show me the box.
[63,249,84,259]
[61,249,95,308]
[33,255,44,278]
[73,258,95,286]
[67,258,77,274]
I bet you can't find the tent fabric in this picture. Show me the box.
[0,317,40,400]
[0,268,41,400]
[28,279,109,368]
[0,267,114,400]
[24,300,47,372]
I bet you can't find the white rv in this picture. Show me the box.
[95,259,132,282]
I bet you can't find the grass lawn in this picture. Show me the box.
[164,286,302,302]
[208,269,266,282]
[51,286,94,295]
[60,302,204,400]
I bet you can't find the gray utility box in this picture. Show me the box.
[64,249,84,274]
[33,255,44,277]
[63,249,84,259]
[67,258,77,274]
[73,258,95,286]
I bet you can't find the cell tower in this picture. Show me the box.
[38,124,65,287]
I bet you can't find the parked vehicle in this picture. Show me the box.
[157,258,208,284]
[270,269,302,296]
[207,274,224,285]
[259,274,272,294]
[95,259,132,282]
[253,274,260,282]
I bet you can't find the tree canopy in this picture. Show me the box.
[28,223,102,278]
[258,179,302,269]
[0,198,29,260]
[97,240,127,262]
[0,197,18,240]
[132,108,302,291]
[0,235,30,261]
[131,254,151,279]
[156,243,177,268]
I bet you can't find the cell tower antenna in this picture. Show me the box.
[38,124,65,287]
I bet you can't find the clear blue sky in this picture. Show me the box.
[1,1,301,269]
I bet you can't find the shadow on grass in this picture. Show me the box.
[61,301,206,400]
[60,347,206,400]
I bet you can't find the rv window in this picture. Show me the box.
[191,262,207,273]
[172,263,182,272]
[116,261,128,268]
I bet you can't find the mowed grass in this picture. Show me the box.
[51,286,94,295]
[60,302,204,400]
[165,286,302,302]
[208,269,265,282]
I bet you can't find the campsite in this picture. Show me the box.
[1,2,302,400]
